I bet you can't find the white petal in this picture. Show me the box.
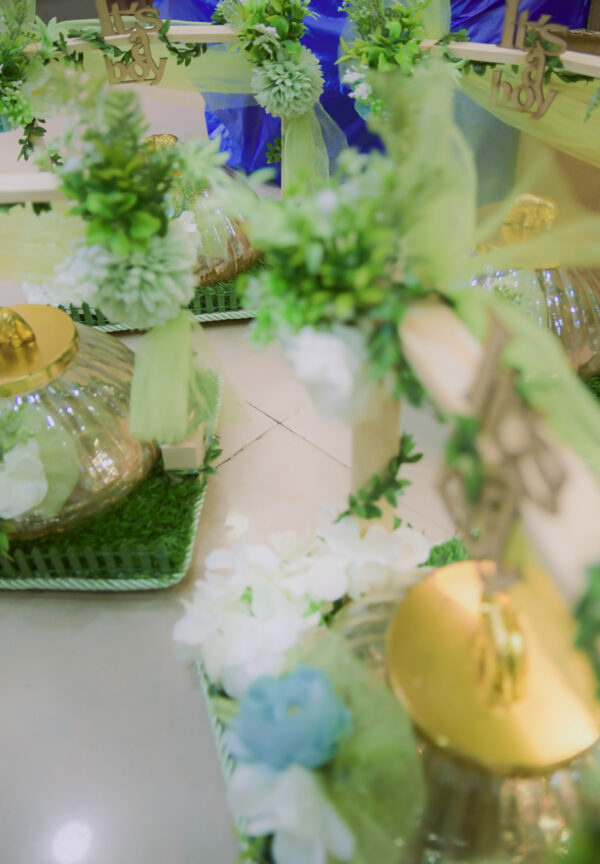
[272,832,326,864]
[205,548,235,572]
[0,439,48,519]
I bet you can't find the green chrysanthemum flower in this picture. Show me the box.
[252,47,324,119]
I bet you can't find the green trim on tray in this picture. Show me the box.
[0,376,223,591]
[60,275,257,332]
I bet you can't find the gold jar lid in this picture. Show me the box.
[0,305,78,397]
[387,560,599,774]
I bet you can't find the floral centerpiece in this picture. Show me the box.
[214,0,343,193]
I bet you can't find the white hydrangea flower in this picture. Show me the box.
[0,439,48,520]
[229,764,355,864]
[174,541,320,698]
[283,325,373,422]
[174,515,431,696]
[321,517,430,599]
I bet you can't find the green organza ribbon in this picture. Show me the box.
[129,309,193,444]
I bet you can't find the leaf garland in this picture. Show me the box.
[337,434,422,522]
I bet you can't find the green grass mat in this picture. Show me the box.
[0,458,207,587]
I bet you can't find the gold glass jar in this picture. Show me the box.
[0,305,157,538]
[473,266,600,379]
[335,560,600,862]
[474,194,600,380]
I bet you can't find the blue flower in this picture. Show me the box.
[226,665,352,771]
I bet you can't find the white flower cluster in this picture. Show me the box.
[283,324,373,422]
[342,65,373,103]
[230,763,354,864]
[173,516,430,698]
[0,439,48,520]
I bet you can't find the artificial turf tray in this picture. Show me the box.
[61,275,256,333]
[0,378,222,591]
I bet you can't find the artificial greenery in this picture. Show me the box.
[55,85,227,261]
[424,536,469,568]
[587,376,600,401]
[56,18,208,69]
[214,0,323,121]
[215,0,310,65]
[266,136,282,164]
[445,415,483,503]
[340,0,427,74]
[575,562,600,694]
[57,90,175,255]
[337,434,422,522]
[241,139,436,401]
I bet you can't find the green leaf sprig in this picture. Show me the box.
[575,562,600,694]
[198,436,223,477]
[0,1,37,130]
[157,19,207,66]
[337,434,423,522]
[216,0,311,65]
[266,136,282,164]
[444,415,483,503]
[339,0,428,76]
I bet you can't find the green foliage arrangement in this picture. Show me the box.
[56,85,226,257]
[215,0,310,65]
[340,0,428,74]
[337,434,422,521]
[241,137,437,401]
[214,0,323,120]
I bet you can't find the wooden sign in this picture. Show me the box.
[492,0,567,119]
[439,313,565,565]
[94,0,167,86]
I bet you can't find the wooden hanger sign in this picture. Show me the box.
[94,0,167,86]
[491,0,567,119]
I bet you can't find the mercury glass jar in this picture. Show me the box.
[0,305,157,538]
[473,266,600,379]
[474,195,600,380]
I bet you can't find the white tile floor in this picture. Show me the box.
[0,305,455,864]
[0,96,455,864]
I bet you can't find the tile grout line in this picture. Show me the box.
[216,426,276,468]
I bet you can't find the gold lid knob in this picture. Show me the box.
[0,309,36,349]
[144,133,180,152]
[0,305,78,397]
[386,560,599,774]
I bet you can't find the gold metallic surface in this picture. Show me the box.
[501,192,558,244]
[0,305,78,397]
[143,133,180,151]
[386,560,599,773]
